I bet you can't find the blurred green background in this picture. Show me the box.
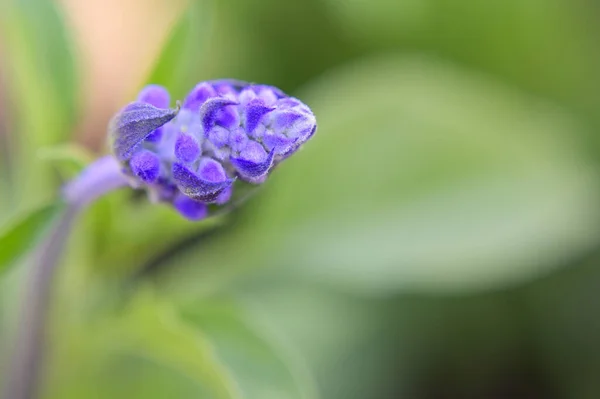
[2,0,600,398]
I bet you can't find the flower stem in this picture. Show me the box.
[3,156,128,399]
[3,204,79,399]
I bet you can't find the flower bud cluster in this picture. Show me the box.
[110,80,316,220]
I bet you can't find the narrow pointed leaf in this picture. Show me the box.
[110,102,178,161]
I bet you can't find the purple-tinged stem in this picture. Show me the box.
[3,156,128,399]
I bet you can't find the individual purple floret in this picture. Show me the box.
[108,79,317,220]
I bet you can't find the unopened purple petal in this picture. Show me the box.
[110,101,178,161]
[216,185,233,205]
[230,143,275,178]
[145,127,163,143]
[244,99,274,134]
[175,133,201,163]
[263,131,298,154]
[199,97,238,134]
[272,110,304,131]
[183,82,216,111]
[130,150,161,183]
[215,105,240,129]
[197,157,228,182]
[228,127,249,152]
[253,85,284,105]
[239,88,257,105]
[172,163,234,203]
[206,126,230,148]
[213,81,237,96]
[137,85,170,108]
[173,195,208,220]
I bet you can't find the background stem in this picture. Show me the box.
[3,204,80,399]
[3,156,128,399]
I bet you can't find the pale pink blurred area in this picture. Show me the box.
[57,0,186,149]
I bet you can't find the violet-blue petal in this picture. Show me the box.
[183,82,216,111]
[215,185,233,205]
[230,142,275,178]
[215,105,240,129]
[110,101,178,161]
[207,126,230,148]
[263,131,298,155]
[197,157,228,182]
[137,85,170,108]
[145,127,163,143]
[280,124,317,158]
[228,127,249,152]
[244,99,274,134]
[175,133,201,163]
[213,81,237,96]
[172,163,234,203]
[239,88,257,105]
[199,97,238,134]
[130,150,161,183]
[271,110,305,131]
[173,195,208,221]
[252,85,285,104]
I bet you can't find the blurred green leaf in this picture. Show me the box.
[258,55,600,293]
[38,143,94,179]
[0,0,77,210]
[145,0,213,99]
[182,300,318,399]
[0,201,64,275]
[323,0,600,129]
[44,292,315,399]
[163,55,600,297]
[116,293,242,399]
[44,290,241,399]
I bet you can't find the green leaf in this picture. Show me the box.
[43,290,241,399]
[181,300,318,399]
[43,292,315,399]
[38,143,94,179]
[145,0,213,99]
[324,0,600,131]
[115,293,242,399]
[0,201,64,275]
[261,55,600,293]
[164,55,600,297]
[0,0,78,210]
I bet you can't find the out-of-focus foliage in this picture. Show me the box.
[145,0,213,99]
[0,201,64,274]
[0,0,77,209]
[2,0,600,398]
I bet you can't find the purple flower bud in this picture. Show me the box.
[244,99,274,134]
[137,84,170,108]
[228,127,248,152]
[173,194,208,221]
[199,98,238,134]
[206,126,229,148]
[109,79,316,220]
[144,127,164,144]
[174,133,201,163]
[183,82,216,111]
[230,142,275,178]
[130,150,161,183]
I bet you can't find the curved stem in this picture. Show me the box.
[3,156,128,399]
[3,204,79,399]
